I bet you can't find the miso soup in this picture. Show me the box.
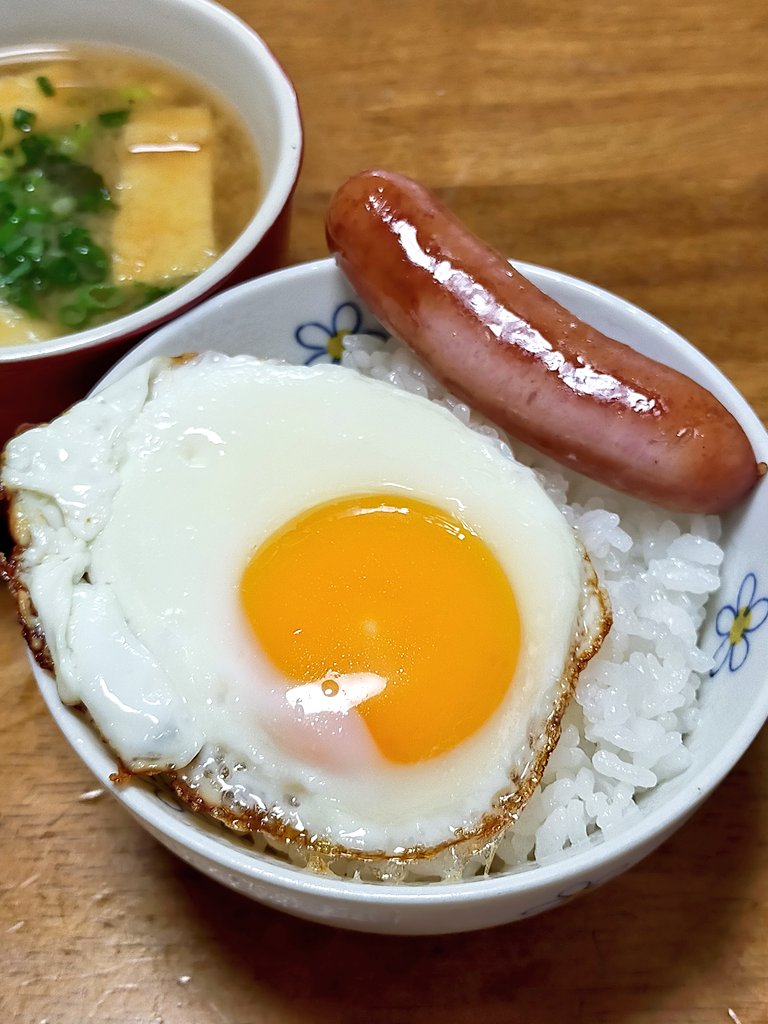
[0,45,261,345]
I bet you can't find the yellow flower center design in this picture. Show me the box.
[729,606,752,646]
[327,331,347,361]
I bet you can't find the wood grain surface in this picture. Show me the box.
[2,1,767,1020]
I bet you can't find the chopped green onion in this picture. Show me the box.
[118,85,153,103]
[13,109,36,133]
[51,195,76,217]
[36,76,56,98]
[54,121,94,159]
[97,109,130,129]
[135,282,175,307]
[60,284,125,326]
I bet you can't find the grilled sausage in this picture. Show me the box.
[326,169,759,513]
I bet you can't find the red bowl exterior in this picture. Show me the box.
[0,200,293,448]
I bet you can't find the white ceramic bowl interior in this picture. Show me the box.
[33,258,768,934]
[0,0,302,364]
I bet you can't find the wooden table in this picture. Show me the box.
[3,1,767,1020]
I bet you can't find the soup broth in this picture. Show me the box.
[0,45,261,345]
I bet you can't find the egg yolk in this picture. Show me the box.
[239,495,520,764]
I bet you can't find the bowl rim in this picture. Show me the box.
[0,0,303,364]
[33,254,768,911]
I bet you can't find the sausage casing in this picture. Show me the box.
[326,170,759,513]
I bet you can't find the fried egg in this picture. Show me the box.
[2,353,609,865]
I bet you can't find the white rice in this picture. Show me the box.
[338,332,722,876]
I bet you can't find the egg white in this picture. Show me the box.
[3,353,607,856]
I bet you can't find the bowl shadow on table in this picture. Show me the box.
[166,740,765,1023]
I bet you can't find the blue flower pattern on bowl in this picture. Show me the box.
[710,572,768,676]
[294,301,386,365]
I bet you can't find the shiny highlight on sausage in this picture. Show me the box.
[326,169,759,513]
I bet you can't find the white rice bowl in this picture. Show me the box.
[26,257,768,934]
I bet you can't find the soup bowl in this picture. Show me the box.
[0,0,302,446]
[22,257,768,935]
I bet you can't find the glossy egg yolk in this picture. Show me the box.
[239,495,520,764]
